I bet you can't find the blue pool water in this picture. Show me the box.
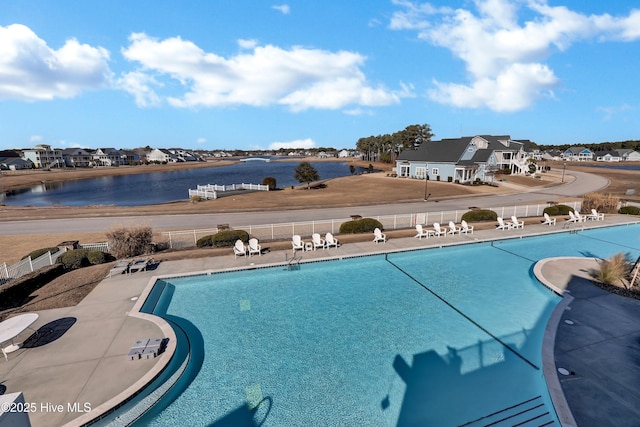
[138,225,640,426]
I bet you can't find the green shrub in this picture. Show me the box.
[197,230,250,248]
[461,209,497,223]
[619,206,640,215]
[23,247,60,260]
[543,204,574,216]
[339,218,383,234]
[57,249,111,270]
[262,176,277,190]
[58,249,90,270]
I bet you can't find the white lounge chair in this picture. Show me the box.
[129,257,152,273]
[567,211,579,223]
[312,233,326,250]
[433,222,447,237]
[460,220,474,234]
[325,232,340,248]
[373,228,387,243]
[588,209,605,221]
[108,261,130,277]
[496,217,513,230]
[233,239,247,258]
[542,213,556,226]
[573,210,584,222]
[448,221,461,235]
[248,238,261,256]
[510,215,524,229]
[292,235,305,252]
[415,224,433,239]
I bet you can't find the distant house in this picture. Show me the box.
[147,148,178,163]
[0,155,33,170]
[338,149,350,158]
[617,149,640,162]
[22,144,64,168]
[93,148,126,166]
[121,150,141,164]
[395,135,533,183]
[594,151,621,162]
[62,148,94,167]
[562,146,593,161]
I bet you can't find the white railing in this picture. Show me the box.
[189,183,269,200]
[78,242,110,252]
[1,248,67,284]
[1,241,109,285]
[160,201,582,249]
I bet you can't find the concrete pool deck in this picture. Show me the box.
[1,215,639,426]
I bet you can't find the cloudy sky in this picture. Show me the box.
[1,1,639,151]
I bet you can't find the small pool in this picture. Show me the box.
[133,224,640,426]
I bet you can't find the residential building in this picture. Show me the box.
[617,149,640,162]
[147,148,178,163]
[562,146,594,161]
[395,135,533,183]
[62,148,94,167]
[21,144,64,168]
[0,151,32,170]
[93,148,126,166]
[594,151,622,162]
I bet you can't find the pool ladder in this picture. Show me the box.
[285,253,301,271]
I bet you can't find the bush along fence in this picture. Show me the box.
[0,242,109,285]
[160,201,582,249]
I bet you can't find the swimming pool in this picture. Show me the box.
[134,224,640,426]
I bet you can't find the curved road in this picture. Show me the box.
[0,169,609,236]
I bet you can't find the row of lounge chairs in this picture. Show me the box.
[567,209,605,223]
[108,257,154,277]
[292,233,341,251]
[415,221,474,239]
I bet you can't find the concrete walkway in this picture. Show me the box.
[0,215,638,426]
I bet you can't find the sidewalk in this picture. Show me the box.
[0,215,637,426]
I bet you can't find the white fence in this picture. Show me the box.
[1,248,67,284]
[188,183,269,200]
[160,201,582,249]
[0,241,109,285]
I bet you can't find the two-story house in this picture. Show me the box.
[395,135,532,183]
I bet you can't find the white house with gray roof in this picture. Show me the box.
[395,135,532,183]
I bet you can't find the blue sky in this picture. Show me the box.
[1,1,639,151]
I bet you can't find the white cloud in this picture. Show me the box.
[597,103,633,121]
[116,71,162,107]
[0,24,112,101]
[120,33,409,111]
[269,138,316,150]
[391,0,640,111]
[272,4,290,15]
[30,135,43,143]
[196,137,207,144]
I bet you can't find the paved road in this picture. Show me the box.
[0,168,610,235]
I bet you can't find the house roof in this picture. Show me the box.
[0,150,20,158]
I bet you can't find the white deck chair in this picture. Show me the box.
[433,222,447,237]
[448,221,461,235]
[373,228,387,243]
[496,217,513,230]
[567,211,578,223]
[573,210,584,222]
[325,233,340,248]
[248,238,261,256]
[510,215,524,229]
[460,220,474,234]
[292,235,305,252]
[233,239,247,258]
[312,233,326,250]
[588,209,605,221]
[415,224,433,239]
[542,213,556,226]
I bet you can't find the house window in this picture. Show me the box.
[431,167,439,176]
[415,166,426,179]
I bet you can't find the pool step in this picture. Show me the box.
[459,396,556,427]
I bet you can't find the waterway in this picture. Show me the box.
[1,160,364,207]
